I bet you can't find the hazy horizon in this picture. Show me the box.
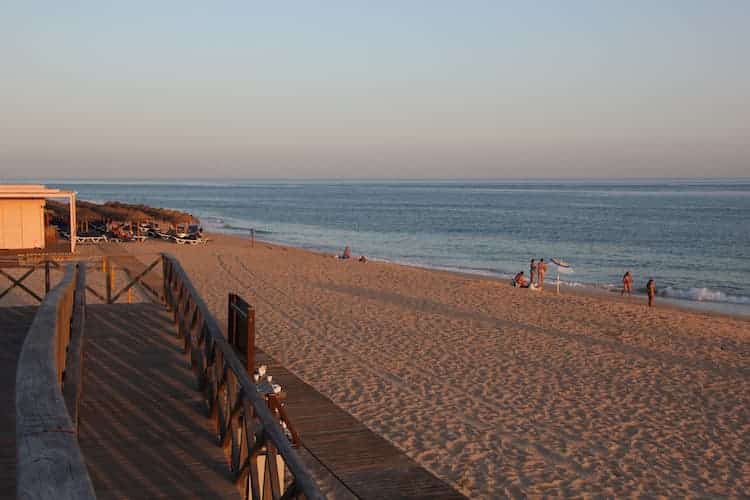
[2,2,749,179]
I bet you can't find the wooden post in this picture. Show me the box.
[228,294,236,346]
[45,261,51,294]
[162,256,169,308]
[69,192,77,253]
[106,262,113,303]
[246,306,255,374]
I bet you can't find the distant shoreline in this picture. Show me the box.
[51,183,750,320]
[210,230,750,322]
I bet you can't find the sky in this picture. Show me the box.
[1,1,749,179]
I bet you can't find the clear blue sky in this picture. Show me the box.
[1,1,748,179]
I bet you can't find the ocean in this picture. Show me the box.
[44,179,750,316]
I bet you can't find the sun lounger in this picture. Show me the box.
[76,235,108,244]
[174,236,205,245]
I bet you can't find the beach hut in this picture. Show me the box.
[0,185,77,253]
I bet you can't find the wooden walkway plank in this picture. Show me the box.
[0,306,37,499]
[255,351,466,500]
[78,303,240,500]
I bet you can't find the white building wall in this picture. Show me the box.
[0,199,46,249]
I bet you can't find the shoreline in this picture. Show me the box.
[211,230,750,322]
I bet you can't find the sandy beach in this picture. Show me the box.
[10,233,749,497]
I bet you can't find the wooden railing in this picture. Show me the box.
[82,255,163,304]
[0,260,62,303]
[15,263,95,499]
[162,254,323,500]
[228,293,302,448]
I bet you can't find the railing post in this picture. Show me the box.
[162,255,170,310]
[106,259,113,303]
[45,260,51,294]
[246,306,255,375]
[228,293,236,346]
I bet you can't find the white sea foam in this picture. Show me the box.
[661,286,750,305]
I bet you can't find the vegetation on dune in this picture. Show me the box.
[47,200,196,226]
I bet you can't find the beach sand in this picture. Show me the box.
[11,233,750,497]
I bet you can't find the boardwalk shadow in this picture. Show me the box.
[317,282,750,379]
[0,306,38,498]
[78,303,239,499]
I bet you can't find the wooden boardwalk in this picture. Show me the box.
[0,306,37,499]
[6,289,464,498]
[256,351,466,500]
[78,303,240,499]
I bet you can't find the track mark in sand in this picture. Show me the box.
[214,252,593,478]
[318,282,750,380]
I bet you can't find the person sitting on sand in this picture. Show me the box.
[647,278,656,307]
[513,271,528,288]
[358,255,367,263]
[340,246,351,259]
[622,271,633,296]
[537,258,547,289]
[530,259,537,285]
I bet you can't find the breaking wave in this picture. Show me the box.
[660,286,750,305]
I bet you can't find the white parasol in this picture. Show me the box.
[550,258,573,294]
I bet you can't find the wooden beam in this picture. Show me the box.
[70,192,77,253]
[15,264,95,499]
[84,285,106,302]
[63,262,87,431]
[0,268,42,302]
[109,257,160,303]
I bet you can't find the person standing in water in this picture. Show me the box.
[537,258,547,289]
[646,278,656,307]
[622,271,633,296]
[529,259,537,287]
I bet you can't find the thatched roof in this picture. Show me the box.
[47,200,196,226]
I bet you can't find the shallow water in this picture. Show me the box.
[45,179,750,315]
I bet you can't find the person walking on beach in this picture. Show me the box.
[537,258,547,289]
[622,271,633,296]
[647,278,656,307]
[529,259,537,286]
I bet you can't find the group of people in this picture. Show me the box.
[512,258,548,289]
[514,262,658,307]
[622,271,657,307]
[339,245,368,263]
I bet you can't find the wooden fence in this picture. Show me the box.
[162,254,323,500]
[15,263,95,499]
[0,260,62,303]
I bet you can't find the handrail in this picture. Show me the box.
[15,263,96,500]
[63,262,87,430]
[161,253,323,500]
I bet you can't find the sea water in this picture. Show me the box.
[44,179,750,317]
